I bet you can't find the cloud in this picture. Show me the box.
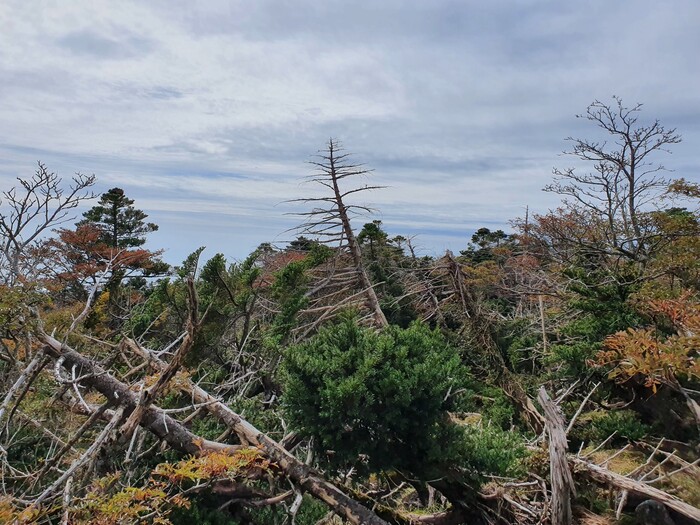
[58,30,154,59]
[0,0,699,264]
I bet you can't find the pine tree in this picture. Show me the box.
[79,187,157,249]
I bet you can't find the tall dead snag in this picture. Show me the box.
[538,387,575,525]
[291,139,388,329]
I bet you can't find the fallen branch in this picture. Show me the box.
[38,331,240,456]
[119,276,199,441]
[34,407,125,506]
[572,457,700,523]
[0,350,48,439]
[124,338,389,525]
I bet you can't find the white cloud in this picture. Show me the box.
[1,0,699,263]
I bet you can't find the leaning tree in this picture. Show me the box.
[289,139,388,332]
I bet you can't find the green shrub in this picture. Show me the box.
[573,409,649,445]
[457,383,516,429]
[282,319,525,482]
[460,424,526,478]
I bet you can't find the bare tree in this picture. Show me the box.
[545,97,681,262]
[0,162,95,284]
[290,139,388,329]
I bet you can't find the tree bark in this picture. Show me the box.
[119,276,199,440]
[39,332,237,456]
[326,140,388,328]
[0,350,48,438]
[538,387,575,525]
[572,458,700,523]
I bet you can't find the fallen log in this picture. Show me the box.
[38,331,388,524]
[39,331,238,456]
[124,336,390,525]
[573,456,700,523]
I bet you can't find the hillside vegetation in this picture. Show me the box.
[1,99,698,525]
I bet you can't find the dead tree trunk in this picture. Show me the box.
[539,387,700,524]
[538,387,575,525]
[37,331,388,525]
[123,337,390,525]
[572,458,700,523]
[292,139,388,328]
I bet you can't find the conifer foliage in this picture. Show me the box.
[79,187,158,248]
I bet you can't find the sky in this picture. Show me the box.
[1,1,699,265]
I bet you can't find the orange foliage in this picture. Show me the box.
[597,293,700,391]
[45,224,160,284]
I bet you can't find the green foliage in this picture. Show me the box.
[458,383,516,429]
[246,495,328,525]
[572,409,650,445]
[549,265,644,377]
[460,424,527,478]
[177,247,206,279]
[269,259,310,339]
[357,220,388,260]
[79,187,158,248]
[283,318,516,480]
[356,220,418,327]
[0,287,42,345]
[169,498,240,525]
[460,227,511,264]
[189,417,229,441]
[269,243,332,340]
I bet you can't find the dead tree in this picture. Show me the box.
[545,97,682,263]
[290,139,388,329]
[0,280,390,524]
[542,385,700,525]
[123,337,389,525]
[0,162,95,284]
[538,387,575,525]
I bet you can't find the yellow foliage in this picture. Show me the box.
[71,483,180,525]
[63,449,268,524]
[140,370,191,393]
[154,447,270,485]
[0,497,41,524]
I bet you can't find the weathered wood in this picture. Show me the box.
[0,350,48,437]
[40,333,388,523]
[296,139,388,329]
[125,337,390,525]
[119,276,199,440]
[39,332,237,456]
[538,386,575,525]
[35,407,125,506]
[573,458,700,523]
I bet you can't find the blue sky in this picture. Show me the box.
[1,1,699,264]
